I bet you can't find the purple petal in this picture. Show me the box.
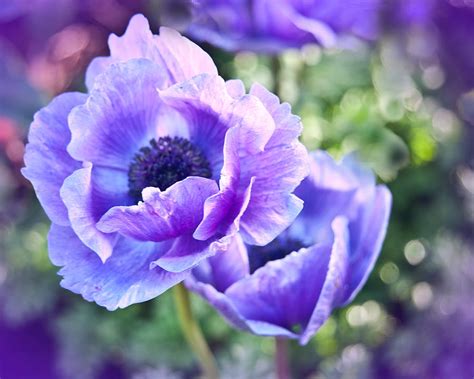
[21,92,86,226]
[151,233,224,273]
[237,84,309,245]
[291,151,359,245]
[237,141,308,245]
[60,165,129,262]
[86,14,217,90]
[97,176,219,243]
[224,241,337,335]
[225,79,246,99]
[185,276,253,332]
[194,90,292,242]
[340,185,392,304]
[68,59,166,170]
[85,14,161,89]
[155,26,218,84]
[300,217,350,345]
[157,74,234,174]
[193,127,256,240]
[48,224,187,311]
[191,234,249,292]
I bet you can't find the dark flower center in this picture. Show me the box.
[128,136,212,202]
[248,237,307,274]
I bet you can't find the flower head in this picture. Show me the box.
[22,14,308,310]
[186,151,391,344]
[184,0,380,52]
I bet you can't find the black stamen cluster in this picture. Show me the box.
[248,237,307,274]
[128,136,212,202]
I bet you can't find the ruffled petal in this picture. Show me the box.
[97,176,219,243]
[193,129,256,241]
[69,58,166,171]
[151,233,223,273]
[60,165,130,262]
[193,88,302,243]
[237,84,309,245]
[237,141,308,245]
[86,14,217,90]
[157,74,235,174]
[340,185,392,304]
[160,75,302,246]
[22,92,86,226]
[48,224,187,311]
[155,26,218,84]
[225,79,246,99]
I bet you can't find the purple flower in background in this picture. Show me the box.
[21,14,308,310]
[187,151,391,344]
[182,0,380,52]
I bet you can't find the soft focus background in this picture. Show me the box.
[1,1,473,378]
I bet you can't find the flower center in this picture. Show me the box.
[128,136,212,202]
[248,237,307,274]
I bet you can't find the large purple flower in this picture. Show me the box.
[186,151,391,344]
[21,14,308,310]
[183,0,380,52]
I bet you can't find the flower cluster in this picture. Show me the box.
[23,14,391,343]
[22,14,308,311]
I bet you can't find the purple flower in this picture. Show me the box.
[183,0,380,52]
[186,151,391,344]
[21,14,308,310]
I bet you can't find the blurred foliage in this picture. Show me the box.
[1,15,473,379]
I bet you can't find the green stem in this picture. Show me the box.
[173,283,219,379]
[275,337,290,379]
[271,55,282,98]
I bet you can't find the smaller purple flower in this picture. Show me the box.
[21,15,308,310]
[183,0,380,52]
[186,151,392,344]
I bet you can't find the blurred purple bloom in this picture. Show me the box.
[391,0,474,101]
[187,151,391,344]
[183,0,380,52]
[21,14,308,310]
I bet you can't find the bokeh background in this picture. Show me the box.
[0,1,473,378]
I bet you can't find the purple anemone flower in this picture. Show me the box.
[183,0,380,52]
[21,14,309,310]
[186,151,391,344]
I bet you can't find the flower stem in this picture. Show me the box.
[275,337,291,379]
[271,55,282,98]
[173,283,219,379]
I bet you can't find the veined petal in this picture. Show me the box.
[237,84,309,245]
[22,92,86,226]
[69,59,166,170]
[158,74,234,174]
[151,233,221,273]
[97,176,219,243]
[224,242,335,335]
[60,165,130,262]
[48,224,187,311]
[85,14,217,90]
[155,26,218,84]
